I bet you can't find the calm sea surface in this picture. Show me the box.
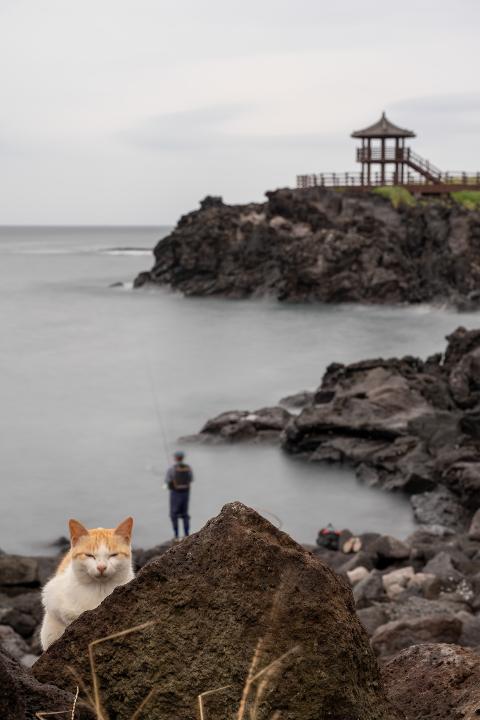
[1,226,479,554]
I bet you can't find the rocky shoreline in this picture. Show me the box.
[188,326,480,536]
[3,516,480,665]
[5,505,480,718]
[135,188,480,308]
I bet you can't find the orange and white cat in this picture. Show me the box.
[40,517,135,651]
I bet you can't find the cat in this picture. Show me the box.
[40,516,135,651]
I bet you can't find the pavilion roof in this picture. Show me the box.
[351,112,416,139]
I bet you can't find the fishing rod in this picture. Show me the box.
[142,348,171,474]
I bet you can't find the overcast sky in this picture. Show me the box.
[1,0,480,224]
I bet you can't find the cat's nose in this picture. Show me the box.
[97,564,107,574]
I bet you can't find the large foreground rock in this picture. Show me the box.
[34,503,395,720]
[382,643,480,720]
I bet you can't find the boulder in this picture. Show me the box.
[406,572,441,599]
[356,605,389,636]
[370,535,411,568]
[383,595,470,624]
[339,550,374,573]
[33,503,394,720]
[0,556,37,586]
[0,650,94,720]
[0,591,43,638]
[382,567,415,592]
[442,461,480,508]
[456,610,480,647]
[347,566,369,586]
[371,615,462,657]
[353,570,387,609]
[423,551,465,589]
[468,507,480,540]
[0,625,30,661]
[382,643,480,720]
[410,486,469,531]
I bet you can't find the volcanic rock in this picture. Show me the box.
[33,502,394,720]
[0,556,38,586]
[353,570,387,609]
[136,187,480,306]
[0,625,30,662]
[371,614,462,657]
[370,536,411,568]
[195,406,292,443]
[382,643,480,720]
[0,650,94,720]
[468,507,480,540]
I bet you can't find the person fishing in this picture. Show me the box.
[165,450,193,541]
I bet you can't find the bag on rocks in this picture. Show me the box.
[317,524,340,550]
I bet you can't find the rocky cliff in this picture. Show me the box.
[191,326,480,534]
[135,189,480,306]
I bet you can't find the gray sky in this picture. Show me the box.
[1,0,480,224]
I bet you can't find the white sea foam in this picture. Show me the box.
[99,247,152,257]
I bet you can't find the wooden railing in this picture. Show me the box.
[296,172,480,189]
[356,147,442,178]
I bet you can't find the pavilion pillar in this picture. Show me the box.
[367,138,372,185]
[395,138,399,184]
[381,138,385,184]
[360,139,364,185]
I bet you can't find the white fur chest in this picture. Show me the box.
[42,563,134,626]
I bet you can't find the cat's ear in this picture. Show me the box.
[69,519,89,546]
[114,517,133,542]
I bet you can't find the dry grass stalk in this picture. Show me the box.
[197,684,232,720]
[236,638,265,720]
[67,665,95,709]
[35,685,79,720]
[236,645,299,720]
[88,619,159,720]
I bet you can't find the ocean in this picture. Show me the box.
[1,225,478,554]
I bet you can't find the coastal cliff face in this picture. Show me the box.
[188,325,480,551]
[136,189,480,305]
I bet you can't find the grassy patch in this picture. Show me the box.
[372,186,416,208]
[451,190,480,210]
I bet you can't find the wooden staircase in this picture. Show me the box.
[404,149,442,183]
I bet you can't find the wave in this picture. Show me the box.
[99,247,152,257]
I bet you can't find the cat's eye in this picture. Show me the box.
[109,553,118,558]
[85,554,95,559]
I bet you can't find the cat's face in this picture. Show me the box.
[68,517,133,582]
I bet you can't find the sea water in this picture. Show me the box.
[1,226,478,554]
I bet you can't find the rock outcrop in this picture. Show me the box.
[33,503,394,720]
[283,326,480,524]
[135,188,480,306]
[195,327,480,533]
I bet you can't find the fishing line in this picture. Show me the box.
[254,508,283,530]
[143,348,171,467]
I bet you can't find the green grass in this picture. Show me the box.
[372,186,416,208]
[451,190,480,210]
